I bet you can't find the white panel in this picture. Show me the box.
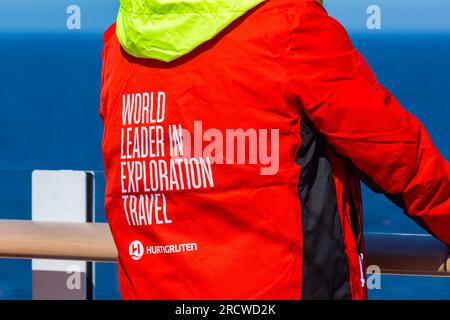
[31,170,94,299]
[32,170,88,223]
[31,170,92,271]
[32,260,86,273]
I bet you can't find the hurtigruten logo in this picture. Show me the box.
[129,241,198,260]
[129,240,144,261]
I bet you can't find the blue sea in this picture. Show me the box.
[0,32,449,299]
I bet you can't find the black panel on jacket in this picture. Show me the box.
[297,114,352,300]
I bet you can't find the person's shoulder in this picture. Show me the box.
[103,23,116,45]
[289,0,355,55]
[268,0,325,12]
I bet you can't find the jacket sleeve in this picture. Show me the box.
[286,0,450,244]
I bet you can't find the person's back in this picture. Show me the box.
[100,0,450,300]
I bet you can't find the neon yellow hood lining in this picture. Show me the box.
[116,0,266,62]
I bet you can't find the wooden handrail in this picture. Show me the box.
[0,220,448,276]
[365,233,449,276]
[0,220,117,262]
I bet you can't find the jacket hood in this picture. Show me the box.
[116,0,266,62]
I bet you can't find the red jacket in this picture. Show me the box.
[100,0,450,300]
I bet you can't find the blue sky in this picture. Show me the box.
[0,0,449,33]
[326,0,450,33]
